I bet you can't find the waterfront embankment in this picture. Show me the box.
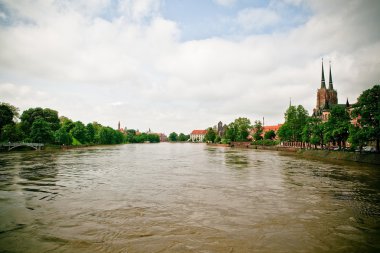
[253,145,380,165]
[225,142,380,165]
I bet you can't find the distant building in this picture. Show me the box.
[157,133,168,142]
[263,124,282,138]
[117,121,126,133]
[313,60,352,121]
[190,130,207,142]
[217,121,227,137]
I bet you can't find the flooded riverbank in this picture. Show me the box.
[0,143,379,252]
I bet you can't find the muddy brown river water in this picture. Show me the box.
[0,143,379,252]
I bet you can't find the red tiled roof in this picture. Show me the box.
[263,124,283,132]
[191,130,207,135]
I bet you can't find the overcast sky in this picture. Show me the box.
[0,0,379,134]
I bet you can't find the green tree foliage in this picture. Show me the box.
[324,106,351,149]
[0,103,15,139]
[54,128,73,145]
[264,130,276,140]
[178,133,189,142]
[97,127,123,144]
[1,123,24,142]
[253,120,263,141]
[348,124,367,152]
[306,117,324,149]
[85,123,95,143]
[70,121,87,144]
[204,127,217,143]
[225,117,251,142]
[30,118,53,143]
[20,107,60,138]
[352,84,380,151]
[278,105,309,142]
[60,116,74,132]
[168,132,178,142]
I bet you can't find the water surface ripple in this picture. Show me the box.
[0,143,379,252]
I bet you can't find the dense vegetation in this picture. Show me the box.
[168,132,190,142]
[0,105,160,146]
[278,84,379,151]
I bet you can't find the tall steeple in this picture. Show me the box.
[328,61,334,90]
[321,58,326,89]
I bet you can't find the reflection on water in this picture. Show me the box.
[0,143,379,252]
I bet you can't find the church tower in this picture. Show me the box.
[327,61,338,105]
[315,59,338,111]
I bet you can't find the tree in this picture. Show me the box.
[348,124,367,152]
[1,123,24,142]
[98,127,114,144]
[264,130,276,140]
[0,103,14,139]
[147,134,160,143]
[278,105,309,142]
[168,132,178,142]
[20,107,60,138]
[0,102,19,121]
[178,133,188,142]
[352,84,380,151]
[54,128,73,145]
[60,116,74,132]
[225,117,251,142]
[308,117,324,149]
[86,123,95,143]
[204,127,217,143]
[253,120,263,141]
[324,106,350,149]
[70,121,87,144]
[30,118,53,143]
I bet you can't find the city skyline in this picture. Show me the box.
[1,0,380,134]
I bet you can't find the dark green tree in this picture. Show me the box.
[352,84,380,151]
[278,105,309,142]
[225,117,251,142]
[168,132,178,142]
[98,127,115,144]
[348,124,367,152]
[178,133,188,142]
[0,103,14,139]
[324,106,350,149]
[204,127,217,143]
[70,121,87,144]
[264,130,276,140]
[1,123,24,142]
[54,128,73,145]
[30,118,53,143]
[20,107,60,138]
[60,116,74,133]
[85,123,95,143]
[253,120,263,141]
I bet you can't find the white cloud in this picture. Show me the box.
[118,0,160,22]
[237,8,280,32]
[213,0,236,7]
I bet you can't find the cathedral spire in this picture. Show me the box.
[328,61,334,90]
[321,58,326,89]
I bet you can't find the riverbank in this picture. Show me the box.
[250,144,380,165]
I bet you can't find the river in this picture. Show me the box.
[0,143,379,252]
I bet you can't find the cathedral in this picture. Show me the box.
[313,60,342,121]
